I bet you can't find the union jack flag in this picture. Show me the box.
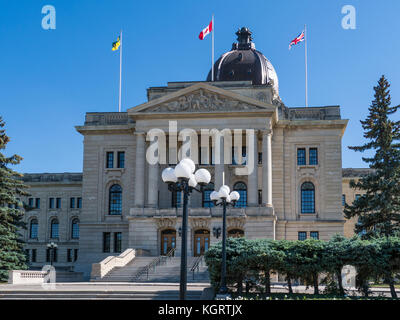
[289,31,305,50]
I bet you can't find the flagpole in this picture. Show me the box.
[304,24,308,108]
[119,30,123,112]
[211,14,214,82]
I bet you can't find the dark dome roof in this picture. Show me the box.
[206,27,278,93]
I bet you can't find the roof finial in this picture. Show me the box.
[234,27,254,50]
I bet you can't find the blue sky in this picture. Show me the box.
[1,0,399,173]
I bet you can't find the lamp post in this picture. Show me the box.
[47,242,58,267]
[162,158,211,300]
[210,184,240,294]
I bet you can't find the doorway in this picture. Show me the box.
[160,229,176,255]
[194,229,210,256]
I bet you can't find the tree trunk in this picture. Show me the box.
[313,273,319,295]
[386,275,398,298]
[265,270,271,295]
[237,275,243,295]
[287,277,293,294]
[336,269,345,296]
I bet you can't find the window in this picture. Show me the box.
[202,183,215,208]
[233,182,247,208]
[109,185,122,215]
[309,148,318,165]
[258,152,262,165]
[355,194,361,201]
[74,249,78,262]
[30,219,38,239]
[103,232,111,253]
[342,194,346,206]
[25,249,30,262]
[114,232,122,253]
[49,198,55,209]
[297,148,306,165]
[70,197,75,209]
[172,190,182,208]
[298,231,307,241]
[67,249,72,262]
[71,219,79,239]
[106,152,114,168]
[77,197,82,209]
[35,198,40,209]
[47,248,58,262]
[28,198,34,208]
[258,190,262,205]
[56,198,61,209]
[301,182,315,214]
[31,249,37,263]
[117,152,125,168]
[310,231,319,240]
[50,219,59,238]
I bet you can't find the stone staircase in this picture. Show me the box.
[92,256,210,283]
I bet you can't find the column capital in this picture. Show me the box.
[261,129,273,136]
[134,131,146,136]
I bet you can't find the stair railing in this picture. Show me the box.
[132,247,176,281]
[190,255,204,280]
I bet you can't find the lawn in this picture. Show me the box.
[226,293,399,300]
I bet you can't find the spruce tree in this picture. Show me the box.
[344,76,400,238]
[0,116,29,281]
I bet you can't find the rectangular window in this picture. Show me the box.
[310,231,319,240]
[25,249,30,263]
[46,248,50,262]
[309,148,318,165]
[258,190,262,205]
[298,231,307,241]
[53,248,58,262]
[77,197,82,209]
[258,152,262,165]
[49,198,54,209]
[117,152,125,168]
[28,198,34,208]
[106,152,114,168]
[46,248,57,262]
[67,249,72,262]
[74,249,78,262]
[355,194,361,201]
[103,232,111,253]
[342,194,346,206]
[70,197,75,209]
[35,198,40,209]
[297,148,306,165]
[114,232,122,253]
[31,249,37,263]
[56,198,61,209]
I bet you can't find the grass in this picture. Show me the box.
[371,284,400,288]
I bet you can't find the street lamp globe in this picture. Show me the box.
[188,174,197,188]
[180,158,195,174]
[162,167,177,183]
[219,185,230,199]
[194,168,211,186]
[174,161,192,180]
[229,191,240,202]
[210,191,220,202]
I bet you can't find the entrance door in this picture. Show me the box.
[194,229,210,256]
[161,229,176,255]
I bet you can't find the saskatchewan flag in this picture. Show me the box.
[112,37,121,51]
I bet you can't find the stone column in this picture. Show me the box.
[134,132,145,207]
[214,135,224,190]
[147,162,159,207]
[247,130,258,206]
[262,130,273,206]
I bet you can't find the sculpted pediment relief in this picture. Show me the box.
[129,83,276,115]
[140,89,265,113]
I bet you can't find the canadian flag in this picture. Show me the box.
[198,20,213,40]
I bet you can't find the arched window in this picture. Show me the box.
[233,182,247,208]
[50,218,59,238]
[301,182,315,214]
[202,182,215,208]
[30,219,38,239]
[71,218,79,239]
[109,184,122,215]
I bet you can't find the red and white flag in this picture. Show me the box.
[289,31,305,50]
[198,20,213,40]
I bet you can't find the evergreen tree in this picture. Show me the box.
[344,76,400,238]
[0,117,29,281]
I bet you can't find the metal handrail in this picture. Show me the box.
[132,247,176,281]
[190,255,204,280]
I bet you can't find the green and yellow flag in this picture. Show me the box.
[112,36,121,51]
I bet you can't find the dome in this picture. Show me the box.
[206,27,279,94]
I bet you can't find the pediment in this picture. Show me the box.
[128,83,276,116]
